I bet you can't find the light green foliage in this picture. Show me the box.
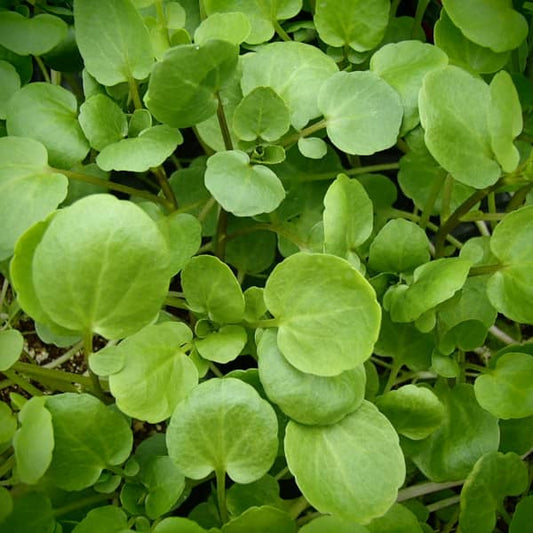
[72,506,129,533]
[195,325,247,364]
[459,452,528,533]
[510,495,533,533]
[166,378,278,482]
[0,402,16,443]
[205,150,285,217]
[434,10,510,74]
[318,71,403,155]
[233,87,290,142]
[0,11,67,56]
[0,492,55,533]
[204,0,302,44]
[12,397,54,484]
[369,219,430,274]
[182,255,245,323]
[6,83,90,168]
[194,12,251,45]
[91,322,198,423]
[45,393,133,490]
[367,503,423,533]
[298,137,327,159]
[258,329,366,425]
[323,174,373,262]
[264,253,381,376]
[487,206,533,324]
[78,94,128,151]
[370,41,448,134]
[145,40,238,128]
[244,287,268,322]
[418,66,501,188]
[0,329,23,371]
[404,384,499,482]
[19,195,171,339]
[285,401,405,523]
[226,475,282,516]
[300,515,369,533]
[128,108,152,137]
[442,0,528,52]
[474,353,533,419]
[96,125,183,172]
[241,41,338,130]
[222,506,295,532]
[152,517,209,533]
[74,0,153,86]
[488,71,522,172]
[375,385,444,440]
[314,0,389,52]
[0,60,20,119]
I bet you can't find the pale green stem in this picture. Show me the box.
[44,341,84,369]
[383,361,402,394]
[397,480,464,502]
[84,332,106,400]
[0,456,15,479]
[13,361,93,387]
[209,363,223,378]
[151,165,178,211]
[2,369,43,396]
[273,19,291,41]
[427,495,461,514]
[281,119,328,148]
[34,56,51,83]
[54,493,111,517]
[128,76,143,110]
[488,325,519,345]
[216,469,229,524]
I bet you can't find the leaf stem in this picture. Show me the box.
[43,341,84,369]
[84,332,106,401]
[216,469,229,524]
[273,19,292,41]
[127,76,143,110]
[209,362,223,378]
[488,325,520,345]
[243,318,280,329]
[281,119,328,148]
[12,362,94,387]
[0,456,15,479]
[383,360,402,393]
[1,369,43,396]
[397,480,464,502]
[413,0,430,36]
[151,165,178,211]
[420,173,445,230]
[468,263,503,276]
[164,296,191,310]
[53,493,112,517]
[34,56,51,83]
[427,495,461,514]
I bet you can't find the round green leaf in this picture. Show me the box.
[241,41,338,130]
[45,393,133,490]
[233,87,290,142]
[487,206,533,324]
[0,329,23,371]
[205,150,285,217]
[0,12,67,56]
[510,495,533,533]
[375,385,444,440]
[299,515,369,533]
[6,83,90,168]
[285,401,405,524]
[258,329,366,425]
[459,452,528,533]
[367,503,423,533]
[418,65,501,188]
[0,402,16,443]
[167,378,278,483]
[0,60,20,120]
[30,195,171,339]
[96,125,183,172]
[72,506,128,533]
[442,0,528,53]
[194,12,251,46]
[182,255,245,323]
[152,517,208,533]
[318,71,403,155]
[145,40,238,128]
[12,397,54,485]
[474,353,533,419]
[264,253,381,376]
[297,137,327,159]
[195,325,247,364]
[78,94,128,151]
[222,506,296,533]
[314,0,389,52]
[74,0,154,86]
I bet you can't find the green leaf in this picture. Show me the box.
[419,65,501,188]
[370,41,448,134]
[510,495,533,533]
[487,206,533,324]
[205,150,285,217]
[367,503,424,533]
[152,517,209,533]
[196,325,247,364]
[226,475,282,516]
[0,60,20,120]
[442,0,528,52]
[233,87,290,142]
[459,452,528,533]
[0,45,32,84]
[145,40,238,128]
[96,125,183,172]
[314,0,389,52]
[318,71,402,155]
[299,515,369,533]
[474,353,533,419]
[6,83,90,168]
[222,506,296,533]
[194,12,251,45]
[0,12,67,56]
[403,384,499,482]
[500,416,533,455]
[285,401,405,523]
[95,322,198,423]
[167,378,278,483]
[258,329,366,425]
[45,393,133,490]
[72,506,129,533]
[29,195,171,339]
[0,487,12,524]
[369,219,430,274]
[74,0,154,86]
[204,0,302,44]
[0,329,23,371]
[434,10,510,74]
[0,492,55,533]
[375,385,444,440]
[78,94,128,151]
[488,70,522,173]
[0,402,16,443]
[323,174,373,261]
[241,41,338,130]
[12,397,54,485]
[297,137,327,159]
[264,253,381,376]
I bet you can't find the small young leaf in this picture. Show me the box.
[297,137,327,159]
[0,329,24,371]
[194,12,251,46]
[152,517,209,533]
[195,325,247,364]
[0,60,20,119]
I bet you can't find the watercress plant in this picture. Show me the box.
[0,0,532,531]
